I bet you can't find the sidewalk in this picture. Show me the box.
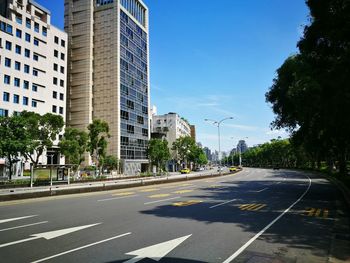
[0,169,232,201]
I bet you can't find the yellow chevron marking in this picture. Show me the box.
[148,194,170,198]
[173,190,193,194]
[139,188,159,192]
[112,192,135,196]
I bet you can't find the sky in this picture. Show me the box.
[37,0,309,153]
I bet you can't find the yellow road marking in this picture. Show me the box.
[315,208,322,217]
[179,183,192,187]
[173,190,193,194]
[305,208,316,216]
[172,200,202,207]
[239,204,266,211]
[139,188,159,192]
[112,192,135,196]
[148,194,170,198]
[303,208,329,218]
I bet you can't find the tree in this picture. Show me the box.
[188,144,207,168]
[59,128,88,174]
[21,111,64,166]
[266,0,350,175]
[0,115,29,180]
[87,119,110,172]
[103,155,120,173]
[172,136,196,168]
[147,139,170,172]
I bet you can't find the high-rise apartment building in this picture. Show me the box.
[0,0,68,171]
[0,0,67,118]
[64,0,150,175]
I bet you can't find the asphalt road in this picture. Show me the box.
[0,168,349,263]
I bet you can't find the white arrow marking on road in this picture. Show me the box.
[124,234,192,263]
[0,215,37,224]
[0,223,101,248]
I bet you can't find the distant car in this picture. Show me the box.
[180,168,191,174]
[217,167,224,172]
[229,166,238,172]
[196,167,205,171]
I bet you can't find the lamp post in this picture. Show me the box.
[205,117,234,175]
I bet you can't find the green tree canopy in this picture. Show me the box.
[147,139,170,172]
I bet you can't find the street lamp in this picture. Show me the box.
[205,117,234,174]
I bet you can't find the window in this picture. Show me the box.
[32,100,37,108]
[16,29,22,38]
[33,54,39,61]
[0,108,9,117]
[13,94,19,104]
[5,41,11,50]
[6,24,12,34]
[3,92,10,102]
[60,79,64,87]
[137,116,144,125]
[126,50,134,62]
[59,107,63,114]
[42,27,47,37]
[15,61,21,71]
[34,22,39,33]
[127,125,134,134]
[53,91,57,99]
[60,66,64,74]
[61,39,65,47]
[54,36,59,44]
[24,64,30,73]
[121,84,128,95]
[23,81,29,89]
[127,100,134,109]
[53,63,58,71]
[121,34,128,47]
[26,18,31,29]
[34,38,39,46]
[25,49,30,58]
[53,77,58,85]
[23,97,28,106]
[121,110,129,120]
[142,128,148,137]
[52,105,57,113]
[61,53,65,60]
[126,27,133,39]
[15,45,21,54]
[54,50,58,57]
[32,84,37,92]
[4,75,10,84]
[142,106,148,114]
[33,69,38,76]
[59,93,64,100]
[5,57,11,67]
[16,15,22,24]
[14,78,20,87]
[25,33,30,42]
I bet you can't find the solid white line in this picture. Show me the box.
[0,236,39,248]
[0,215,37,224]
[222,176,312,263]
[31,232,132,263]
[0,221,48,232]
[251,188,268,193]
[210,199,237,209]
[98,195,139,202]
[144,197,180,205]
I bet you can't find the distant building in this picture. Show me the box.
[152,112,191,171]
[237,140,248,154]
[203,147,211,161]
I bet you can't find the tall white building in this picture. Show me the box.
[0,0,68,174]
[65,0,150,175]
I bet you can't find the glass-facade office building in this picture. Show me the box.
[65,0,150,174]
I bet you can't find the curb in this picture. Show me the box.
[0,170,240,202]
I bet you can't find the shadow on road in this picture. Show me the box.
[139,170,349,261]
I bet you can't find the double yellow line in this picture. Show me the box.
[239,204,266,211]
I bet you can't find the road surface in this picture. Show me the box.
[0,168,349,263]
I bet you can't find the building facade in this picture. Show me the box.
[237,140,248,154]
[64,0,150,175]
[0,0,68,175]
[152,112,191,171]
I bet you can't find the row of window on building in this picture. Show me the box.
[2,91,64,115]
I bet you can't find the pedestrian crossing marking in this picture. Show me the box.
[173,190,193,194]
[139,188,159,192]
[112,192,135,196]
[172,200,202,207]
[239,204,266,211]
[148,194,170,198]
[303,208,329,218]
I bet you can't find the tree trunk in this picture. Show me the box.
[8,157,13,181]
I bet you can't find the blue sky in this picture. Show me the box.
[37,0,309,153]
